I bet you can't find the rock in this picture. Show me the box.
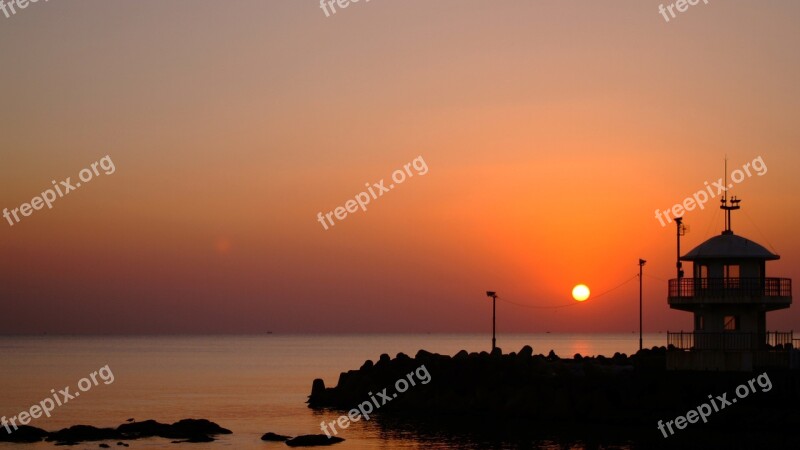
[261,432,291,441]
[46,425,121,443]
[100,444,111,448]
[311,378,326,397]
[170,435,215,443]
[415,349,434,360]
[40,418,231,445]
[118,418,230,440]
[285,434,344,447]
[612,352,628,364]
[167,418,231,438]
[116,419,171,438]
[0,425,48,442]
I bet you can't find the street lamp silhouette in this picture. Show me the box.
[675,217,686,280]
[486,291,498,351]
[639,259,646,351]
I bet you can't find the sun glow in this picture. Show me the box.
[572,284,590,302]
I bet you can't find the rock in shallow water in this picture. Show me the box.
[0,418,234,445]
[0,425,48,443]
[261,431,291,441]
[46,425,120,443]
[285,434,344,447]
[171,435,216,443]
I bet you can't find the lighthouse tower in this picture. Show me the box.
[667,196,793,371]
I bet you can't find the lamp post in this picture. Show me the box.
[676,217,685,280]
[639,259,646,351]
[486,291,498,351]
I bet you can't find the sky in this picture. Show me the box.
[1,1,799,334]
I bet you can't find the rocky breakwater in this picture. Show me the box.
[308,346,800,429]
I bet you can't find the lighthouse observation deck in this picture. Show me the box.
[668,277,792,310]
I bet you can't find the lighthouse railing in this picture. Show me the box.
[668,277,792,302]
[667,331,793,351]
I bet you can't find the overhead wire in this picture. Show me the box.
[490,274,640,310]
[742,208,779,254]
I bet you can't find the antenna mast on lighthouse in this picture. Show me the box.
[720,157,741,234]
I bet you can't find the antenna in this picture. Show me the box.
[723,156,728,230]
[719,157,741,234]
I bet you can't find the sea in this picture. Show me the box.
[0,334,666,449]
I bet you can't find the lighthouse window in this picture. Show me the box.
[724,315,739,331]
[722,265,741,290]
[696,315,705,330]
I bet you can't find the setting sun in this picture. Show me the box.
[572,284,590,302]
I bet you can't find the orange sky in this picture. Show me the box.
[1,1,799,334]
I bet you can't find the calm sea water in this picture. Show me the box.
[0,334,665,449]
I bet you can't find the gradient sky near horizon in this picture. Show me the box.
[1,1,799,334]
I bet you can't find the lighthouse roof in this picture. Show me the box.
[681,232,779,261]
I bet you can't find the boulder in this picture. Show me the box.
[46,425,120,443]
[0,425,48,442]
[261,432,291,441]
[311,378,326,397]
[285,434,344,447]
[116,419,171,438]
[167,418,231,438]
[170,435,215,443]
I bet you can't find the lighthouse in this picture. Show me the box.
[666,196,793,371]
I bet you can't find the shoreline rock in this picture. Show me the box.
[1,418,231,445]
[261,431,291,441]
[285,434,344,447]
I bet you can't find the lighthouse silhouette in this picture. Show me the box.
[666,195,793,371]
